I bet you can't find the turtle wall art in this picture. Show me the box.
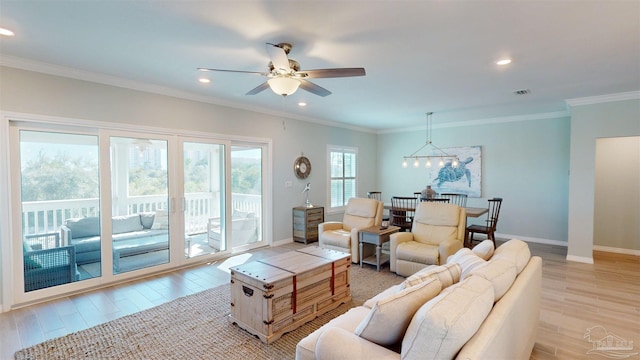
[429,146,482,197]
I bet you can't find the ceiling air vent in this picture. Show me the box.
[513,89,531,95]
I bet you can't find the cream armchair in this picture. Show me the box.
[318,197,384,263]
[390,202,466,277]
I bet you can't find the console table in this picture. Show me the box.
[292,206,324,244]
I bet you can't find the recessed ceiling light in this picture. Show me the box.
[198,78,211,84]
[298,102,307,107]
[496,59,512,66]
[0,28,15,36]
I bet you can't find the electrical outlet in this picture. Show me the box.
[285,181,293,188]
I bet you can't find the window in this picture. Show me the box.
[328,146,357,211]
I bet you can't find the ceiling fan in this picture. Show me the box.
[197,42,366,97]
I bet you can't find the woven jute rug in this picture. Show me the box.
[15,265,402,360]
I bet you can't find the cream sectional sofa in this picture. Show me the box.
[296,239,541,360]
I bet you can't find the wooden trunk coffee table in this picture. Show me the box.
[229,247,351,344]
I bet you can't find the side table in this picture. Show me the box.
[359,226,400,271]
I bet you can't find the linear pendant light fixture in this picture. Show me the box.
[402,112,459,168]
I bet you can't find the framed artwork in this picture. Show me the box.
[429,146,482,197]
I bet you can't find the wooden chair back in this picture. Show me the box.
[367,191,382,201]
[390,196,417,232]
[439,193,468,207]
[485,197,503,231]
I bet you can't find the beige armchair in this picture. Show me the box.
[390,202,466,277]
[318,197,384,263]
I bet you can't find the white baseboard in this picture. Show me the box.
[566,254,594,264]
[272,238,293,247]
[495,233,568,247]
[593,245,640,256]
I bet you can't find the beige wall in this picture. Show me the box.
[594,136,640,251]
[567,98,640,261]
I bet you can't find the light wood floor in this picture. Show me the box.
[1,241,638,359]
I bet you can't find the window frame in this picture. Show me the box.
[326,145,358,213]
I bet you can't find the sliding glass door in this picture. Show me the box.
[19,130,101,291]
[10,118,269,305]
[183,141,225,257]
[109,137,170,274]
[230,145,263,249]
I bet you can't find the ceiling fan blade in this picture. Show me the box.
[266,43,291,72]
[246,82,270,95]
[296,68,366,79]
[299,80,332,97]
[197,68,268,76]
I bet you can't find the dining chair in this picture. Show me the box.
[413,192,422,199]
[390,196,417,232]
[367,191,382,201]
[440,193,468,207]
[465,197,503,247]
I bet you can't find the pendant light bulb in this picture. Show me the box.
[425,158,431,167]
[413,158,419,168]
[439,158,444,167]
[402,159,408,168]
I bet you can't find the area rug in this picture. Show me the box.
[15,265,403,360]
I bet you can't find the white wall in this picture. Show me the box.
[567,98,640,261]
[594,136,640,251]
[378,115,571,243]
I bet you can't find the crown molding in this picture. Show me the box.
[377,111,569,134]
[565,91,640,107]
[0,56,376,134]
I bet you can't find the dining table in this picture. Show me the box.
[383,204,488,218]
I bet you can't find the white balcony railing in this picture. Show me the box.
[21,192,262,238]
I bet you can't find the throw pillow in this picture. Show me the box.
[401,276,494,360]
[471,239,495,260]
[151,210,169,230]
[400,262,462,290]
[466,258,517,302]
[492,239,531,274]
[446,248,487,278]
[139,212,155,229]
[22,241,42,269]
[354,276,442,346]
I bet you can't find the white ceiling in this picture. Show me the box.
[1,1,639,130]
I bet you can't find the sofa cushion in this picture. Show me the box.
[139,212,155,229]
[472,239,495,260]
[354,276,442,346]
[401,276,495,360]
[492,239,531,273]
[112,214,143,234]
[446,248,487,278]
[400,262,461,290]
[396,241,439,266]
[363,284,403,309]
[466,258,517,302]
[65,217,101,238]
[296,306,371,360]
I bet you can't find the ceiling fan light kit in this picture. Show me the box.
[267,77,300,96]
[198,42,365,98]
[402,112,460,169]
